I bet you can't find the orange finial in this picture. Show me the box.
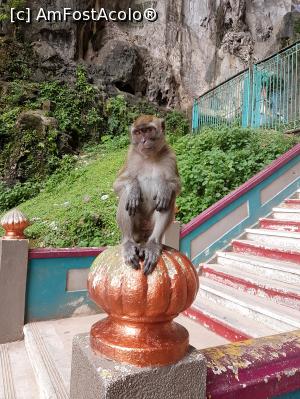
[1,208,30,239]
[88,245,199,367]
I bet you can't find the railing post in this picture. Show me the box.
[192,98,200,132]
[0,209,29,343]
[242,68,251,127]
[251,64,262,128]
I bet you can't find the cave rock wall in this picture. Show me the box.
[3,0,300,107]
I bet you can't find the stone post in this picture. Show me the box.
[71,334,206,399]
[70,245,207,399]
[0,209,29,343]
[162,220,181,250]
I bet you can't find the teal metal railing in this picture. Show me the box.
[192,41,300,131]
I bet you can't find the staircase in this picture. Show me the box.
[188,188,300,341]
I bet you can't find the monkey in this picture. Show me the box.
[113,115,181,275]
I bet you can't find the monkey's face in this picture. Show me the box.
[131,118,165,156]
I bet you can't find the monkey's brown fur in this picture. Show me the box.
[113,115,181,275]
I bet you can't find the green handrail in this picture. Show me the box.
[192,41,300,132]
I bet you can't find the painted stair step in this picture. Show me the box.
[198,287,292,334]
[198,277,300,332]
[0,341,39,399]
[232,239,300,263]
[188,296,277,341]
[273,207,300,221]
[259,218,300,232]
[245,228,300,251]
[24,323,70,399]
[202,263,300,310]
[216,251,300,285]
[296,188,300,199]
[283,199,300,208]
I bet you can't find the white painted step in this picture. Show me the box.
[245,228,300,251]
[0,341,39,399]
[203,263,300,297]
[193,296,277,338]
[216,251,300,285]
[24,315,106,399]
[199,277,300,332]
[24,323,70,399]
[273,207,300,221]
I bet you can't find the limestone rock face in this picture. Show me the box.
[4,0,300,107]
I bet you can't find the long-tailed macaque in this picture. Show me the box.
[113,115,181,275]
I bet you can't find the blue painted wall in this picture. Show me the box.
[25,255,99,322]
[274,390,300,399]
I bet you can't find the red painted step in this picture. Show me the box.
[184,307,249,342]
[232,239,300,263]
[284,199,300,208]
[202,264,300,310]
[260,218,300,232]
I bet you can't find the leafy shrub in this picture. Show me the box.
[105,95,137,136]
[0,0,26,21]
[0,181,40,212]
[174,126,299,223]
[165,110,190,139]
[0,127,60,183]
[105,95,160,136]
[38,68,103,141]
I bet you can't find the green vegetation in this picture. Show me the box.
[1,40,298,248]
[2,126,296,248]
[0,0,26,22]
[175,126,299,223]
[19,144,127,248]
[0,70,190,215]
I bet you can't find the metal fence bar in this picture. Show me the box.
[192,41,300,132]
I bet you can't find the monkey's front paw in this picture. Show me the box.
[143,241,162,275]
[153,188,173,212]
[125,187,143,216]
[123,241,140,270]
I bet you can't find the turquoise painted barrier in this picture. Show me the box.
[274,391,300,399]
[25,248,104,322]
[180,145,300,266]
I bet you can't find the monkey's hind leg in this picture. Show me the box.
[143,208,174,275]
[116,193,140,269]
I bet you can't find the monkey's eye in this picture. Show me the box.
[147,127,157,134]
[133,129,141,135]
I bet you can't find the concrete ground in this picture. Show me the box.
[37,313,228,353]
[1,314,228,398]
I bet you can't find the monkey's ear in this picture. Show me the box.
[160,119,165,134]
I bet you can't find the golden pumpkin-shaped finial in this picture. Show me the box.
[88,244,199,367]
[1,208,30,239]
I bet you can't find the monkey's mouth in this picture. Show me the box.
[140,144,154,151]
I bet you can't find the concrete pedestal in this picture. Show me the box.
[0,239,28,343]
[70,333,207,399]
[162,221,180,250]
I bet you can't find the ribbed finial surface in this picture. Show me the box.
[1,208,30,239]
